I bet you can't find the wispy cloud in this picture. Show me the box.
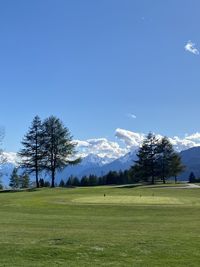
[185,40,199,55]
[127,113,137,119]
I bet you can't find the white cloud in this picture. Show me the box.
[185,132,200,140]
[2,152,17,164]
[75,138,127,159]
[5,130,200,163]
[185,40,199,55]
[127,113,137,119]
[78,129,200,157]
[115,128,145,148]
[115,128,200,152]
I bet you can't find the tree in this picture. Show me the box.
[42,116,80,187]
[66,176,73,187]
[134,133,159,184]
[59,179,65,187]
[170,153,185,183]
[73,177,80,186]
[157,137,175,184]
[39,178,45,187]
[44,180,50,187]
[80,176,89,186]
[105,171,119,185]
[189,172,196,183]
[0,180,3,190]
[19,173,30,188]
[9,168,19,189]
[88,175,98,186]
[18,116,44,188]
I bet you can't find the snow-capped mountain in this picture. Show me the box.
[0,151,135,184]
[80,154,114,166]
[56,151,137,180]
[56,154,115,180]
[3,146,200,184]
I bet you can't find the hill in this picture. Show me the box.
[179,146,200,180]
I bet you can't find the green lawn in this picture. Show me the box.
[0,185,200,266]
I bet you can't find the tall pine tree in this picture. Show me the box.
[170,153,185,183]
[9,168,19,189]
[157,137,175,184]
[134,133,159,184]
[19,173,30,188]
[42,116,80,187]
[18,116,44,188]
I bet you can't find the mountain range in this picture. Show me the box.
[1,147,200,186]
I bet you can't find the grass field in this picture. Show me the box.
[0,185,200,266]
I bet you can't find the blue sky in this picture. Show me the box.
[1,0,200,152]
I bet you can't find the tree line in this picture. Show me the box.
[58,169,135,187]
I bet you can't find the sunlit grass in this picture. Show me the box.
[0,185,199,266]
[72,195,184,205]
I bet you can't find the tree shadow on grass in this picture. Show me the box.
[0,188,39,194]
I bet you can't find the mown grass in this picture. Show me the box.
[0,185,199,266]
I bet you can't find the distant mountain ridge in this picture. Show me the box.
[2,146,200,185]
[179,147,200,180]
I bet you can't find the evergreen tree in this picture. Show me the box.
[66,175,74,187]
[117,170,124,185]
[157,137,175,184]
[80,176,89,186]
[0,179,3,190]
[134,133,159,184]
[20,174,30,188]
[123,170,131,184]
[59,179,65,187]
[73,177,80,186]
[88,175,97,186]
[189,172,196,183]
[9,168,19,189]
[39,178,45,187]
[44,180,50,187]
[42,116,80,187]
[170,153,185,183]
[18,116,44,188]
[106,171,119,184]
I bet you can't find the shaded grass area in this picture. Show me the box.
[0,185,200,266]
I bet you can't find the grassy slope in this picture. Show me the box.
[0,185,199,266]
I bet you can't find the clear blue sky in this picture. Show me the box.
[0,0,200,152]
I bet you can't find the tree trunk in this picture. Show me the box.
[51,169,55,188]
[35,131,39,188]
[163,176,166,184]
[36,170,39,188]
